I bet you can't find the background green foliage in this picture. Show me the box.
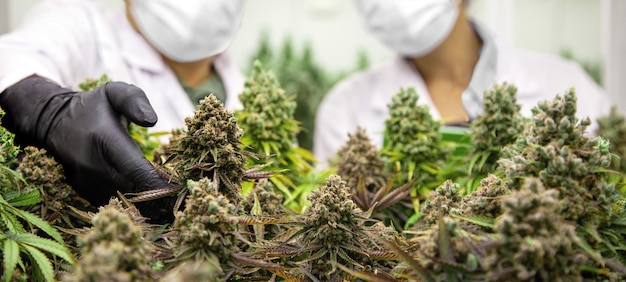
[247,32,370,151]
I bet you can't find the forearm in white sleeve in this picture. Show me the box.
[0,0,97,93]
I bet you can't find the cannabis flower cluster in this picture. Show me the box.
[469,83,524,173]
[237,61,299,156]
[498,89,619,226]
[486,178,588,280]
[167,95,246,202]
[172,178,239,275]
[68,203,155,281]
[384,87,450,184]
[336,127,387,190]
[595,106,626,172]
[419,180,463,227]
[17,147,77,219]
[290,175,392,279]
[460,174,508,220]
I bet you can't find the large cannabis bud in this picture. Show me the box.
[167,95,246,202]
[468,83,524,174]
[242,179,284,217]
[336,127,413,228]
[418,180,463,227]
[171,178,239,276]
[68,203,156,281]
[241,179,285,241]
[0,109,18,164]
[17,146,85,224]
[383,87,450,186]
[291,175,393,279]
[595,106,626,172]
[498,89,618,226]
[460,174,509,220]
[336,127,387,190]
[237,60,299,157]
[485,178,589,281]
[235,61,317,214]
[396,216,483,281]
[302,175,364,248]
[0,108,20,191]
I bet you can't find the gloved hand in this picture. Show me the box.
[0,75,175,222]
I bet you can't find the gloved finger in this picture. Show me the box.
[103,82,158,127]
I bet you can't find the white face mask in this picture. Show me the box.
[130,0,244,62]
[356,0,459,57]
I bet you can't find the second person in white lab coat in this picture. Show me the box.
[314,0,612,164]
[0,0,245,222]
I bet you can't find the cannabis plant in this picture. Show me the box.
[66,202,156,281]
[595,106,626,174]
[484,178,598,281]
[238,60,300,157]
[242,179,285,218]
[67,195,158,246]
[497,90,626,274]
[460,174,509,222]
[248,36,331,151]
[395,215,485,281]
[17,147,92,229]
[0,109,20,191]
[171,178,239,269]
[498,89,619,227]
[418,180,463,228]
[256,175,397,280]
[130,94,276,221]
[241,179,286,243]
[383,87,451,190]
[0,109,75,282]
[336,127,387,190]
[0,187,76,282]
[335,127,412,228]
[467,83,524,179]
[235,61,322,213]
[161,95,247,203]
[169,178,277,280]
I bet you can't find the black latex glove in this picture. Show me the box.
[0,75,175,223]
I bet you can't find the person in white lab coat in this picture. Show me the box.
[314,0,613,164]
[0,0,245,222]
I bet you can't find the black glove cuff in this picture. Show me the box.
[0,75,75,147]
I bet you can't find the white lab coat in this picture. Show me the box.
[314,22,613,164]
[0,0,244,134]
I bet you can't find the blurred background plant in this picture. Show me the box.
[236,61,331,213]
[560,48,603,86]
[247,32,370,152]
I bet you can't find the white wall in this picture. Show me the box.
[0,0,7,34]
[602,0,626,112]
